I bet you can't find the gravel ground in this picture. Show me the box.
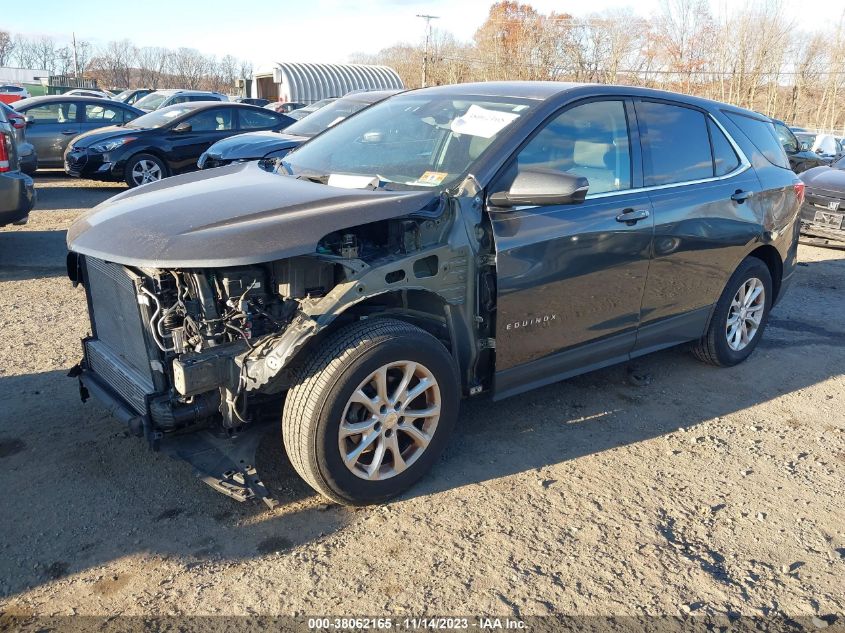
[0,174,843,623]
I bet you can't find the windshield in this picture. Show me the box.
[795,132,816,146]
[125,105,193,129]
[285,97,374,137]
[773,122,798,153]
[134,92,170,110]
[281,94,533,190]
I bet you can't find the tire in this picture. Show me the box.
[124,153,167,188]
[692,256,773,367]
[282,318,459,505]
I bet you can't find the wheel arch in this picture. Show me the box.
[280,288,465,387]
[125,148,171,177]
[746,243,783,303]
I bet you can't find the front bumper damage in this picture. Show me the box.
[72,241,473,508]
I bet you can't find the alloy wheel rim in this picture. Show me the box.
[131,159,162,185]
[725,277,765,351]
[339,360,441,481]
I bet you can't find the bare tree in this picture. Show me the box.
[136,46,170,88]
[0,31,14,67]
[30,35,58,74]
[171,47,207,89]
[92,39,136,88]
[75,39,93,77]
[12,34,36,69]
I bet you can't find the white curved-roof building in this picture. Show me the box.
[252,62,404,104]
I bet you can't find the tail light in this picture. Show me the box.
[793,182,805,205]
[0,133,10,172]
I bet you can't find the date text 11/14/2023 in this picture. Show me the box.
[307,617,527,630]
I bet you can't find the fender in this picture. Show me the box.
[241,243,471,391]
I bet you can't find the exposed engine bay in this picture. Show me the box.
[70,207,478,442]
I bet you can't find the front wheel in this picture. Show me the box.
[124,153,167,188]
[692,256,773,367]
[282,318,459,505]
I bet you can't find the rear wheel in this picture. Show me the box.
[124,153,166,188]
[282,318,459,505]
[692,256,773,367]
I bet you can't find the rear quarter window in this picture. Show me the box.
[724,112,790,169]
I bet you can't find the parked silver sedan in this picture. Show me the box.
[12,96,143,170]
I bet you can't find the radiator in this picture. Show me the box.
[83,257,158,414]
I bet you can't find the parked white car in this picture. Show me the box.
[63,89,114,99]
[0,85,31,100]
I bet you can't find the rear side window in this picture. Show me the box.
[637,101,712,186]
[84,104,124,123]
[239,108,283,129]
[709,119,740,176]
[724,112,790,169]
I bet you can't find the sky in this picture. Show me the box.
[11,0,845,68]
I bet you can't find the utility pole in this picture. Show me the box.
[72,32,79,81]
[416,13,439,88]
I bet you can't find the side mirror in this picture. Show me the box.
[25,115,35,126]
[173,121,192,133]
[489,168,589,208]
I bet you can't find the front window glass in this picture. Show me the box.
[25,102,77,123]
[282,95,534,190]
[285,98,373,137]
[516,100,631,194]
[125,105,194,128]
[185,108,233,131]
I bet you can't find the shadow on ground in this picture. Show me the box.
[0,230,68,278]
[0,257,843,598]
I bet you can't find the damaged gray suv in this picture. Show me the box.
[67,82,802,505]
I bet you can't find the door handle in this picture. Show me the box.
[616,208,650,225]
[60,129,77,135]
[731,189,754,203]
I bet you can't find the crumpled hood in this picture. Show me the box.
[800,166,845,193]
[67,161,441,268]
[206,131,307,160]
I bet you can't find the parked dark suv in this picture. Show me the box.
[67,82,801,506]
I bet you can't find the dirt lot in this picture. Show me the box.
[0,173,843,624]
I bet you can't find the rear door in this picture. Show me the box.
[23,101,81,166]
[80,103,129,134]
[490,98,654,399]
[632,99,762,354]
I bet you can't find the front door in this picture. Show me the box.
[490,99,654,399]
[24,101,81,166]
[165,107,235,172]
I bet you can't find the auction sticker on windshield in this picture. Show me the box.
[415,171,449,186]
[451,104,520,138]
